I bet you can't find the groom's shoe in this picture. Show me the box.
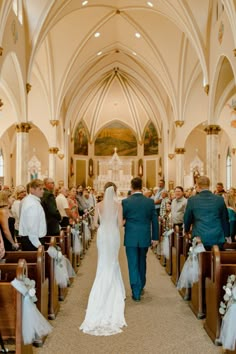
[132,295,141,302]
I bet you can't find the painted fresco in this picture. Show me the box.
[144,122,158,155]
[74,121,88,155]
[95,122,137,156]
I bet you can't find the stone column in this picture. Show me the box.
[15,123,31,185]
[204,125,221,190]
[175,148,185,186]
[231,148,236,184]
[48,147,59,179]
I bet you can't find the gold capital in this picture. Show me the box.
[26,83,32,94]
[0,47,3,56]
[232,148,236,155]
[168,153,175,159]
[49,147,59,154]
[16,122,32,133]
[0,99,3,109]
[233,49,236,57]
[50,120,59,127]
[204,125,221,135]
[175,120,184,128]
[175,148,185,154]
[204,84,209,95]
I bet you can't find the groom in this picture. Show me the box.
[122,177,158,302]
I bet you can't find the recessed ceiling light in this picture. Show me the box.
[135,32,141,38]
[82,1,88,6]
[94,32,100,38]
[97,51,102,56]
[147,1,153,7]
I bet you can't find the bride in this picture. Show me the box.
[80,182,127,336]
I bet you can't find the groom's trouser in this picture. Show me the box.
[126,246,148,298]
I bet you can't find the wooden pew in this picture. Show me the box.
[171,226,183,285]
[204,245,236,345]
[178,233,191,300]
[0,259,33,354]
[4,246,49,321]
[165,229,174,276]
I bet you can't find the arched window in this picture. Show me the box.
[0,149,4,177]
[226,147,232,190]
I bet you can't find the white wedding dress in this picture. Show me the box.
[80,186,127,336]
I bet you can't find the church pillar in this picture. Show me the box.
[15,123,31,186]
[175,148,185,186]
[231,148,236,183]
[204,125,221,189]
[48,147,59,179]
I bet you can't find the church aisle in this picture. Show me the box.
[35,237,221,354]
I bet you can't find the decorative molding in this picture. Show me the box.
[49,147,59,154]
[88,158,93,177]
[204,125,221,135]
[0,47,3,56]
[175,148,185,154]
[26,83,32,94]
[16,122,32,133]
[232,148,236,155]
[0,99,3,110]
[233,49,236,57]
[204,84,209,95]
[168,153,175,159]
[175,120,184,127]
[57,151,64,159]
[50,120,59,127]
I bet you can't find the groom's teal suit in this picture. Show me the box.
[122,193,158,300]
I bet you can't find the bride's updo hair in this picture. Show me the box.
[104,181,117,193]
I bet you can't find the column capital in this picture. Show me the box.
[0,99,3,110]
[232,148,236,155]
[16,122,32,133]
[204,125,221,135]
[233,49,236,57]
[49,147,59,154]
[168,153,175,159]
[50,120,59,127]
[175,148,185,154]
[26,83,32,94]
[175,120,184,127]
[0,47,3,56]
[204,84,209,95]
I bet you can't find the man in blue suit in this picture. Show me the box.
[184,175,230,249]
[122,177,158,302]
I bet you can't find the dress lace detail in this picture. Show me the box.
[80,190,127,336]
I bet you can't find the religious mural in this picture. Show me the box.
[144,122,158,155]
[95,122,137,156]
[74,121,88,155]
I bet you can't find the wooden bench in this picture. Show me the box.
[0,259,33,354]
[204,245,236,345]
[171,226,183,285]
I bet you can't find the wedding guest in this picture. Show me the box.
[19,179,46,251]
[171,186,187,229]
[67,187,79,224]
[11,185,27,235]
[0,190,19,250]
[41,178,61,235]
[224,188,236,241]
[153,179,165,217]
[56,186,72,227]
[214,182,226,196]
[159,191,170,218]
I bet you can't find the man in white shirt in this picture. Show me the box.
[19,179,47,250]
[56,187,72,227]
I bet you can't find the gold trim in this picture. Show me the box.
[16,123,32,133]
[57,152,64,159]
[0,99,3,109]
[168,153,175,159]
[233,49,236,57]
[175,148,185,154]
[50,120,59,127]
[0,47,3,56]
[232,148,236,155]
[204,84,209,95]
[204,125,221,135]
[175,120,184,127]
[49,147,59,154]
[26,83,32,94]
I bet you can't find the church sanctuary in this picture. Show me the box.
[0,1,236,353]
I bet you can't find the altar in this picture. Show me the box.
[94,148,133,193]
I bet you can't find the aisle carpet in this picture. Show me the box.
[34,235,221,354]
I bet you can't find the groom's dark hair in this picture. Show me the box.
[131,177,142,191]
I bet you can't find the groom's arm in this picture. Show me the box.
[151,201,158,241]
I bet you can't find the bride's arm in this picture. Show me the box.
[93,204,99,228]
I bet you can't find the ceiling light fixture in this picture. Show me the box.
[147,1,153,7]
[94,32,100,38]
[97,51,102,56]
[82,1,88,6]
[135,32,141,38]
[132,52,137,56]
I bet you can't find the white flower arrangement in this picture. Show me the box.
[219,274,236,316]
[23,277,37,302]
[55,245,63,268]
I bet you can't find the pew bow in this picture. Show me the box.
[82,220,91,242]
[219,275,236,351]
[177,238,205,290]
[71,228,82,255]
[47,246,75,288]
[11,278,52,344]
[161,228,174,259]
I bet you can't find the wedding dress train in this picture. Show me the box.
[80,187,127,336]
